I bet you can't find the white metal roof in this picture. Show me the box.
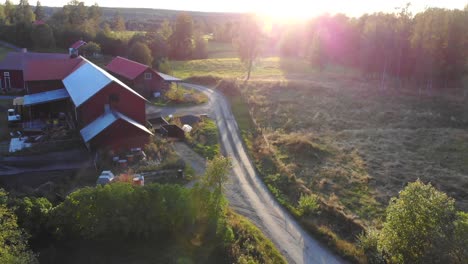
[63,57,147,107]
[157,72,181,82]
[23,88,70,106]
[80,110,153,143]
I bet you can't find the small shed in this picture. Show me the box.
[160,124,185,140]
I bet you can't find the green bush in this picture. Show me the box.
[379,180,461,263]
[297,193,320,216]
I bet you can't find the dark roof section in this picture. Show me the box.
[179,115,201,126]
[25,58,84,81]
[105,56,149,80]
[161,124,185,140]
[0,52,70,71]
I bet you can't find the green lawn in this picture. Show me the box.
[206,41,237,59]
[171,56,317,80]
[109,30,146,40]
[154,84,208,106]
[185,118,219,159]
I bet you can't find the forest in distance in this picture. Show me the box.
[0,1,466,93]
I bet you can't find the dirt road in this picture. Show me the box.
[148,83,344,264]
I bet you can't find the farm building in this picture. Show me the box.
[0,50,71,91]
[0,50,153,151]
[69,40,87,57]
[105,56,181,98]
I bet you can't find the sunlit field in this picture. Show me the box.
[170,56,352,80]
[243,75,468,221]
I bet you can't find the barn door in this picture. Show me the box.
[3,72,11,89]
[4,77,10,89]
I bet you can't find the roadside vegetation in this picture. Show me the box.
[0,156,284,264]
[186,118,219,159]
[153,83,208,106]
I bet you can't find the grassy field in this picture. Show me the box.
[171,56,320,80]
[109,30,146,40]
[206,40,237,59]
[184,58,468,261]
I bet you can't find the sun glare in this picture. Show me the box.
[252,1,318,21]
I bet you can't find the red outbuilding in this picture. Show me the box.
[0,51,71,92]
[105,56,181,98]
[63,58,153,151]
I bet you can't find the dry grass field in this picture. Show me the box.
[243,75,468,225]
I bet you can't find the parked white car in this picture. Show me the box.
[7,109,21,127]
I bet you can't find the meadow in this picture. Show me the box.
[171,54,468,260]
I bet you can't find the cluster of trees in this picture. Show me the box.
[0,156,232,263]
[0,190,37,263]
[276,5,468,90]
[0,1,208,70]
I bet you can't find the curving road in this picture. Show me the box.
[147,83,344,264]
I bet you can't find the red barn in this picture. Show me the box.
[105,56,181,98]
[0,51,152,151]
[63,58,152,151]
[0,51,70,91]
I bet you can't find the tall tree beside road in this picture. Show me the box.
[201,155,231,216]
[0,4,5,24]
[234,15,262,81]
[33,1,44,21]
[169,12,193,60]
[14,0,35,24]
[3,0,15,24]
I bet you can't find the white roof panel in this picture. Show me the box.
[157,72,181,82]
[80,110,153,143]
[63,61,112,107]
[23,88,70,106]
[63,57,147,108]
[80,111,118,143]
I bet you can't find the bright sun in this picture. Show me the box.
[251,1,323,21]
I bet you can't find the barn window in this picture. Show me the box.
[144,72,152,80]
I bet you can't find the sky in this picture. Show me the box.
[20,0,468,18]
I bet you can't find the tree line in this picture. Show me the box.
[270,4,468,91]
[0,0,208,70]
[0,156,233,263]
